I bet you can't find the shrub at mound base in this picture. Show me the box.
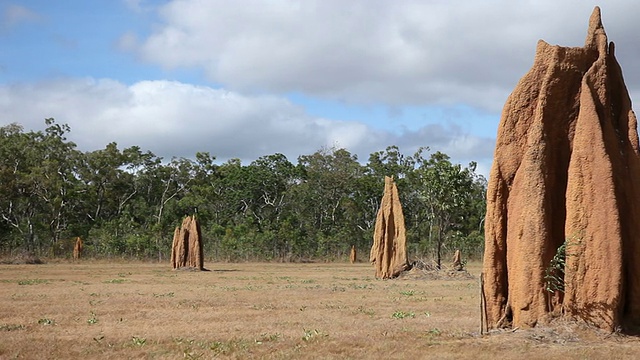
[482,7,640,332]
[171,215,204,270]
[370,176,410,279]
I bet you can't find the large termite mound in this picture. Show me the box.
[370,176,411,279]
[171,215,205,270]
[483,7,640,332]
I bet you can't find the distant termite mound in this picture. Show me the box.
[171,215,205,270]
[73,237,83,260]
[350,245,357,264]
[370,176,411,279]
[483,7,640,332]
[452,250,462,271]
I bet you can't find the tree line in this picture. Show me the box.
[0,119,487,265]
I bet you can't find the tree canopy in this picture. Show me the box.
[0,119,486,262]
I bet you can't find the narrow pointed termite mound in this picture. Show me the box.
[452,250,462,271]
[349,245,357,264]
[370,176,411,279]
[483,7,640,332]
[171,215,205,270]
[72,237,83,260]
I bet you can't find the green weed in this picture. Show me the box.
[38,318,55,326]
[131,336,146,346]
[391,311,415,319]
[87,311,98,325]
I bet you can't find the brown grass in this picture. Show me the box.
[0,261,638,359]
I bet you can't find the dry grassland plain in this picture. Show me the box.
[1,260,639,359]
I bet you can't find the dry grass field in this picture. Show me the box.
[1,260,639,359]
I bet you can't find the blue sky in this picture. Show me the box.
[1,0,639,177]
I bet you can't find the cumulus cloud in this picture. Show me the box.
[0,78,495,174]
[131,0,640,111]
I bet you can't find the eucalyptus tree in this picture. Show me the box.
[409,149,481,268]
[78,143,131,224]
[0,119,82,253]
[35,119,84,248]
[0,123,38,251]
[293,147,364,257]
[245,153,297,257]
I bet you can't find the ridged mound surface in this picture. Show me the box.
[483,7,640,331]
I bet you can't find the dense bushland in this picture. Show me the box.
[0,119,486,262]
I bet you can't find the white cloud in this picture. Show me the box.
[131,0,640,112]
[116,31,139,52]
[1,4,41,31]
[0,78,495,174]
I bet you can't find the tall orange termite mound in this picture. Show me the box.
[370,176,411,279]
[72,237,83,260]
[483,7,640,332]
[171,215,204,270]
[349,245,357,264]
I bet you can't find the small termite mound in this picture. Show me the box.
[72,237,83,260]
[349,245,357,264]
[451,249,462,271]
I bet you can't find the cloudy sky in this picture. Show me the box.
[1,1,639,176]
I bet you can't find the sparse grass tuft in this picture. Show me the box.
[255,332,281,344]
[209,338,250,356]
[302,328,328,342]
[104,278,126,284]
[153,292,175,298]
[131,336,146,346]
[0,323,25,331]
[18,279,48,285]
[354,305,375,317]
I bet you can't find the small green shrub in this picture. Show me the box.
[544,239,575,293]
